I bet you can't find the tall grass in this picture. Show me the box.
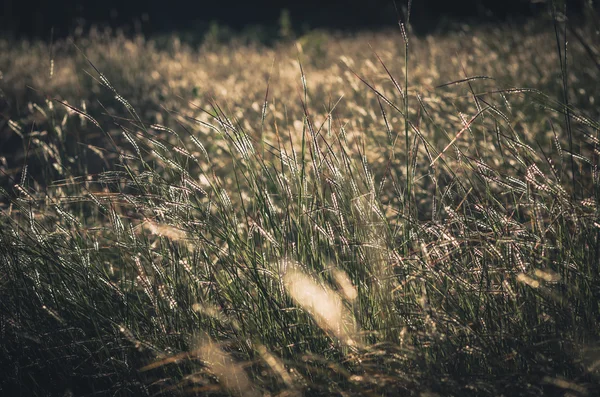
[1,14,600,396]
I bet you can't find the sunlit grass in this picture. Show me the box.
[1,15,600,396]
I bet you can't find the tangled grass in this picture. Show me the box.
[1,15,600,396]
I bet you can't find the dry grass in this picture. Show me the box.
[1,15,600,396]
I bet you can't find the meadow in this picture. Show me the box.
[1,13,600,396]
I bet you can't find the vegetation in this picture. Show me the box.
[1,11,600,396]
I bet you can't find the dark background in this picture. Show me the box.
[0,0,591,39]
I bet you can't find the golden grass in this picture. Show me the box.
[1,16,599,396]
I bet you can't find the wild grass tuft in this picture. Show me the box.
[1,13,600,397]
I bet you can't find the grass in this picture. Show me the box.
[1,11,600,396]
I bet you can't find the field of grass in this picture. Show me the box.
[1,12,600,396]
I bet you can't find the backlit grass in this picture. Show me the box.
[1,15,600,396]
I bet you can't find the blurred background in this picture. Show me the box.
[0,0,591,39]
